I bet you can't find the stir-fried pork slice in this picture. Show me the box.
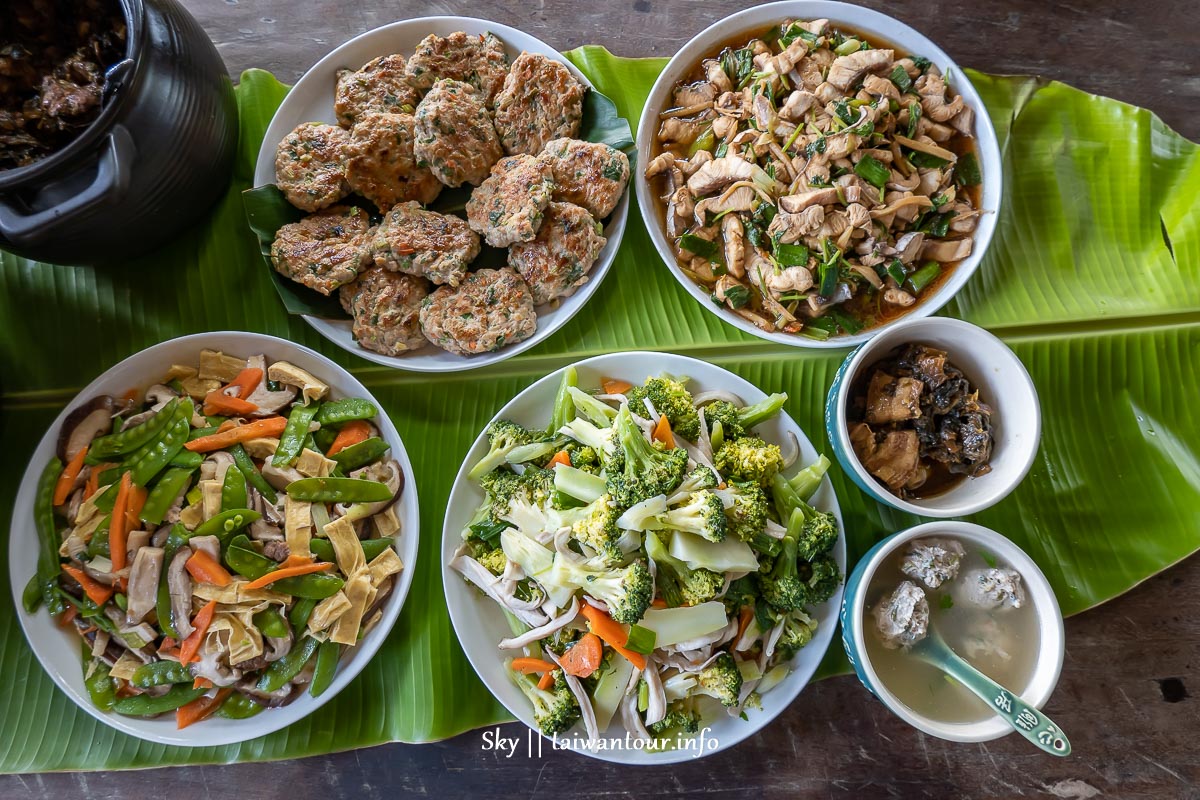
[768,205,824,244]
[826,48,894,91]
[865,370,923,424]
[850,424,923,491]
[778,89,819,122]
[918,72,965,123]
[694,185,755,222]
[686,156,757,196]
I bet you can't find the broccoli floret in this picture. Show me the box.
[775,609,819,661]
[722,574,759,616]
[648,699,701,737]
[647,490,726,542]
[798,552,841,606]
[567,444,600,473]
[541,626,584,656]
[477,548,508,576]
[714,481,781,556]
[551,556,653,624]
[518,467,557,507]
[560,417,621,470]
[512,670,581,735]
[702,393,788,442]
[715,437,784,488]
[606,405,688,508]
[669,465,719,500]
[627,375,700,441]
[772,474,838,560]
[645,531,724,607]
[757,522,807,612]
[571,495,624,565]
[469,419,552,479]
[693,652,743,707]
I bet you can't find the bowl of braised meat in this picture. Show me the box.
[635,1,1001,347]
[825,317,1039,517]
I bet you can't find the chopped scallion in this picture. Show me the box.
[774,242,810,267]
[679,233,719,259]
[854,155,890,189]
[889,65,912,94]
[907,261,942,293]
[955,151,982,186]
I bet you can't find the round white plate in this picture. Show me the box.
[9,331,420,747]
[441,351,846,763]
[634,0,1003,349]
[254,16,631,373]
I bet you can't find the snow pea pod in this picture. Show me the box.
[286,477,392,503]
[215,692,265,720]
[22,575,42,613]
[157,524,189,639]
[169,450,204,469]
[113,684,207,717]
[141,466,195,526]
[315,398,377,426]
[87,398,180,461]
[125,401,192,486]
[257,636,319,693]
[221,465,247,512]
[312,427,338,453]
[131,659,192,688]
[329,437,390,471]
[224,535,273,580]
[230,443,277,504]
[224,536,344,598]
[272,402,321,468]
[187,425,220,442]
[309,537,392,565]
[34,457,65,616]
[192,508,261,541]
[82,643,117,712]
[309,640,340,697]
[253,608,290,638]
[289,597,318,632]
[86,520,111,559]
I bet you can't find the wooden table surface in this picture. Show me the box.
[6,1,1198,797]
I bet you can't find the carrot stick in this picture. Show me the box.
[580,604,646,670]
[243,561,334,590]
[185,550,233,587]
[735,605,754,643]
[547,450,571,469]
[650,598,668,610]
[602,378,632,395]
[202,391,259,417]
[651,415,675,448]
[176,688,232,729]
[227,368,264,399]
[125,484,147,531]
[537,671,556,690]
[62,565,114,606]
[184,417,287,452]
[326,420,371,456]
[58,605,79,627]
[179,600,217,665]
[217,419,238,433]
[193,676,213,690]
[559,632,603,678]
[511,657,556,674]
[54,445,89,506]
[109,472,132,572]
[84,463,114,500]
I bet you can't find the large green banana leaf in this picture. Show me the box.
[0,48,1196,772]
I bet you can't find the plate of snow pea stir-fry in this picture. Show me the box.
[13,335,415,744]
[443,351,845,763]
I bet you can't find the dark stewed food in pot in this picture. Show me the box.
[0,0,127,169]
[849,343,992,498]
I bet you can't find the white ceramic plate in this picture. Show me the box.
[254,16,631,373]
[441,351,846,763]
[9,332,420,747]
[634,0,1003,349]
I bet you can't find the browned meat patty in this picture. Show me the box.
[413,79,503,188]
[334,54,421,128]
[339,266,430,356]
[270,206,370,295]
[508,201,606,305]
[274,122,351,212]
[419,268,537,355]
[368,201,480,287]
[541,138,630,219]
[404,31,509,105]
[493,52,586,156]
[464,154,554,247]
[344,111,442,212]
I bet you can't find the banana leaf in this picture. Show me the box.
[244,87,634,320]
[0,49,1195,772]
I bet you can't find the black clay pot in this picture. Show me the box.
[0,0,238,266]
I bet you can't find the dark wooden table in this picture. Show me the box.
[6,1,1198,797]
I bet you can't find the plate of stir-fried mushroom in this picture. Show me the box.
[10,332,420,746]
[635,1,1001,347]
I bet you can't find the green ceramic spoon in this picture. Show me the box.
[910,627,1071,757]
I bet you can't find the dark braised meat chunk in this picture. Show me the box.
[0,0,127,169]
[850,343,993,498]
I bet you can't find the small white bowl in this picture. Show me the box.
[254,16,630,373]
[840,521,1065,742]
[825,316,1040,517]
[634,0,1003,349]
[441,351,846,764]
[8,331,420,747]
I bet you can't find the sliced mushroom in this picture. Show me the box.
[125,546,164,625]
[893,232,925,264]
[167,547,195,639]
[262,461,305,492]
[58,396,116,462]
[921,238,973,262]
[336,459,403,521]
[242,354,299,416]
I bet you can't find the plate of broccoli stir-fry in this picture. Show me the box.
[443,351,844,763]
[10,332,419,746]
